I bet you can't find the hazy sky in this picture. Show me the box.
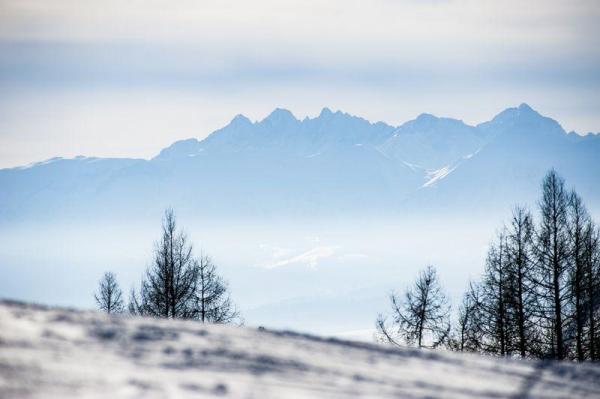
[1,0,599,168]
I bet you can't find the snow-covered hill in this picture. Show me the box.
[1,300,599,399]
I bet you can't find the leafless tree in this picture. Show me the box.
[453,281,484,352]
[583,222,600,360]
[505,206,539,358]
[129,209,241,324]
[533,170,571,360]
[377,265,451,349]
[193,255,240,323]
[461,212,540,358]
[480,231,513,356]
[450,170,599,361]
[94,272,125,314]
[568,191,591,361]
[132,209,198,318]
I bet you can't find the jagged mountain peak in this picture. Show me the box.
[1,103,598,224]
[196,107,396,154]
[310,108,392,132]
[314,107,359,121]
[314,107,356,122]
[230,113,253,127]
[261,108,298,125]
[489,102,541,122]
[479,103,565,140]
[319,107,333,117]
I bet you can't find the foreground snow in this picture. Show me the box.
[1,301,599,398]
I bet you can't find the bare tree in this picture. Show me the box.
[583,221,600,360]
[505,206,538,358]
[568,191,590,361]
[134,209,198,319]
[533,170,571,360]
[129,209,241,324]
[459,212,540,358]
[377,265,451,348]
[480,232,513,356]
[128,286,147,316]
[453,281,484,352]
[94,272,125,314]
[450,170,599,361]
[193,255,240,323]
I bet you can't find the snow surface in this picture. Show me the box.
[423,165,457,188]
[1,301,599,399]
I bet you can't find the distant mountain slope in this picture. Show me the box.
[409,104,600,216]
[0,104,598,223]
[155,107,395,160]
[380,113,486,170]
[2,300,599,399]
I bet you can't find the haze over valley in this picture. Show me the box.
[1,103,598,337]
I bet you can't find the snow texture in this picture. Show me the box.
[1,300,599,399]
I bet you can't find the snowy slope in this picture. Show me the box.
[1,300,599,399]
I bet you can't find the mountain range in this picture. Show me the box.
[1,103,599,224]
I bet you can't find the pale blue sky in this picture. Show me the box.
[1,0,599,167]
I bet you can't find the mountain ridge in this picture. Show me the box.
[8,103,590,168]
[1,104,599,223]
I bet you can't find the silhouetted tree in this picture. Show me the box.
[134,209,198,318]
[568,191,590,361]
[128,286,148,316]
[533,170,571,360]
[193,255,240,323]
[449,170,600,361]
[480,232,513,356]
[129,209,240,323]
[94,272,125,314]
[377,265,451,348]
[583,222,600,360]
[453,281,484,352]
[505,206,538,357]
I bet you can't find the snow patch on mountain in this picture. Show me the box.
[423,164,458,188]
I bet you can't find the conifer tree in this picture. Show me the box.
[94,272,125,314]
[533,170,571,360]
[377,265,451,348]
[505,206,538,357]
